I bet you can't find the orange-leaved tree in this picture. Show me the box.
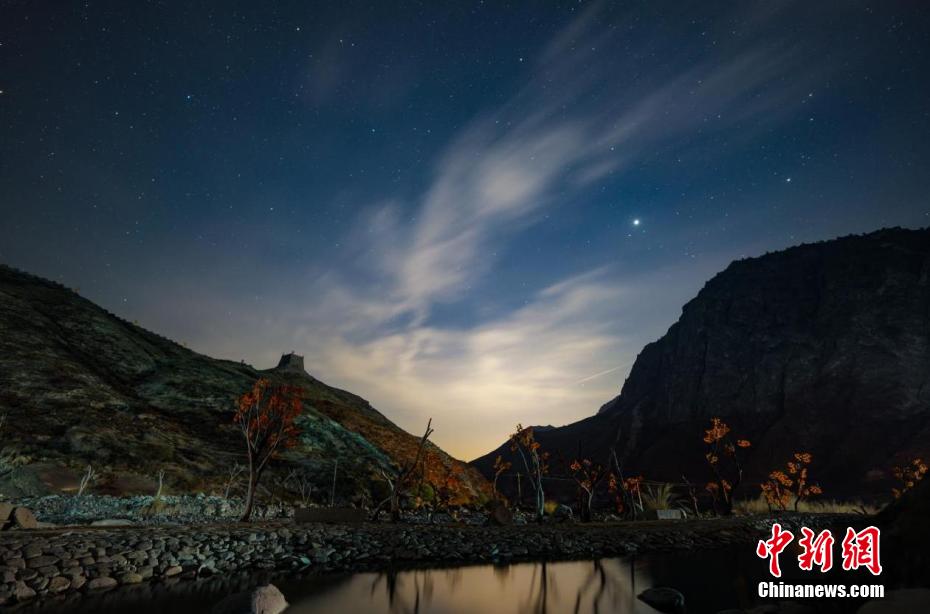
[702,417,751,515]
[510,424,549,522]
[892,457,928,499]
[760,451,822,511]
[234,378,303,521]
[787,452,822,510]
[608,473,643,518]
[569,458,608,522]
[492,455,512,500]
[760,470,793,511]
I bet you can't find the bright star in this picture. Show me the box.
[632,218,641,226]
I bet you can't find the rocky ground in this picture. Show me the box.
[9,494,504,528]
[0,512,857,608]
[11,495,292,526]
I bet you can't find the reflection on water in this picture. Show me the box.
[22,543,884,613]
[285,559,654,614]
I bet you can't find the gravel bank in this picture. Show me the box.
[0,513,859,607]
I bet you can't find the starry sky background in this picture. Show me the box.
[2,1,929,460]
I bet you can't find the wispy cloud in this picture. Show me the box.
[149,3,833,460]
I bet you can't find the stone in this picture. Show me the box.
[118,572,143,584]
[47,576,71,593]
[0,502,13,524]
[164,565,182,577]
[251,584,289,614]
[638,587,686,614]
[27,575,48,591]
[87,576,118,590]
[16,568,37,581]
[26,554,59,568]
[214,584,289,614]
[12,508,37,530]
[13,581,36,601]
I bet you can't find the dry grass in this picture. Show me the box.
[642,483,689,512]
[734,494,880,515]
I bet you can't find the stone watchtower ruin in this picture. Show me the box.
[275,352,305,373]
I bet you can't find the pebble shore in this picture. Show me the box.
[0,512,858,607]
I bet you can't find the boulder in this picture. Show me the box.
[252,585,288,614]
[11,507,37,530]
[213,583,289,614]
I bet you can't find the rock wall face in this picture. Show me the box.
[0,265,489,503]
[473,228,930,499]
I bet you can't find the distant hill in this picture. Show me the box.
[0,265,488,503]
[472,227,930,501]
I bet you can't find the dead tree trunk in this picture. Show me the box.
[371,418,434,522]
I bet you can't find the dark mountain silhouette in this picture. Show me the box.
[472,227,930,500]
[0,264,488,502]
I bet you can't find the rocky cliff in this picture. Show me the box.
[0,265,489,504]
[473,227,930,500]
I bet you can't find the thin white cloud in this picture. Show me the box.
[140,3,835,460]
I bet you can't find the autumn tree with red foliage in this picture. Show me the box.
[760,451,822,511]
[234,379,303,521]
[510,424,549,522]
[892,457,928,499]
[702,417,751,515]
[569,458,608,522]
[492,455,511,500]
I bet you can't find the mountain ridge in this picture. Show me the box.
[0,263,489,503]
[472,226,930,500]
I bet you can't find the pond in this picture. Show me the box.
[23,544,882,613]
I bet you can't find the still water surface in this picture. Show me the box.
[27,545,874,613]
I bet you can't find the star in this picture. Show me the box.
[632,218,641,227]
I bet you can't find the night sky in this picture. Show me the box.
[2,1,929,460]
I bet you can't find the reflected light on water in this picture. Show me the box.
[287,558,660,614]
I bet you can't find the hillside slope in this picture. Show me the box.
[0,265,488,503]
[473,227,930,500]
